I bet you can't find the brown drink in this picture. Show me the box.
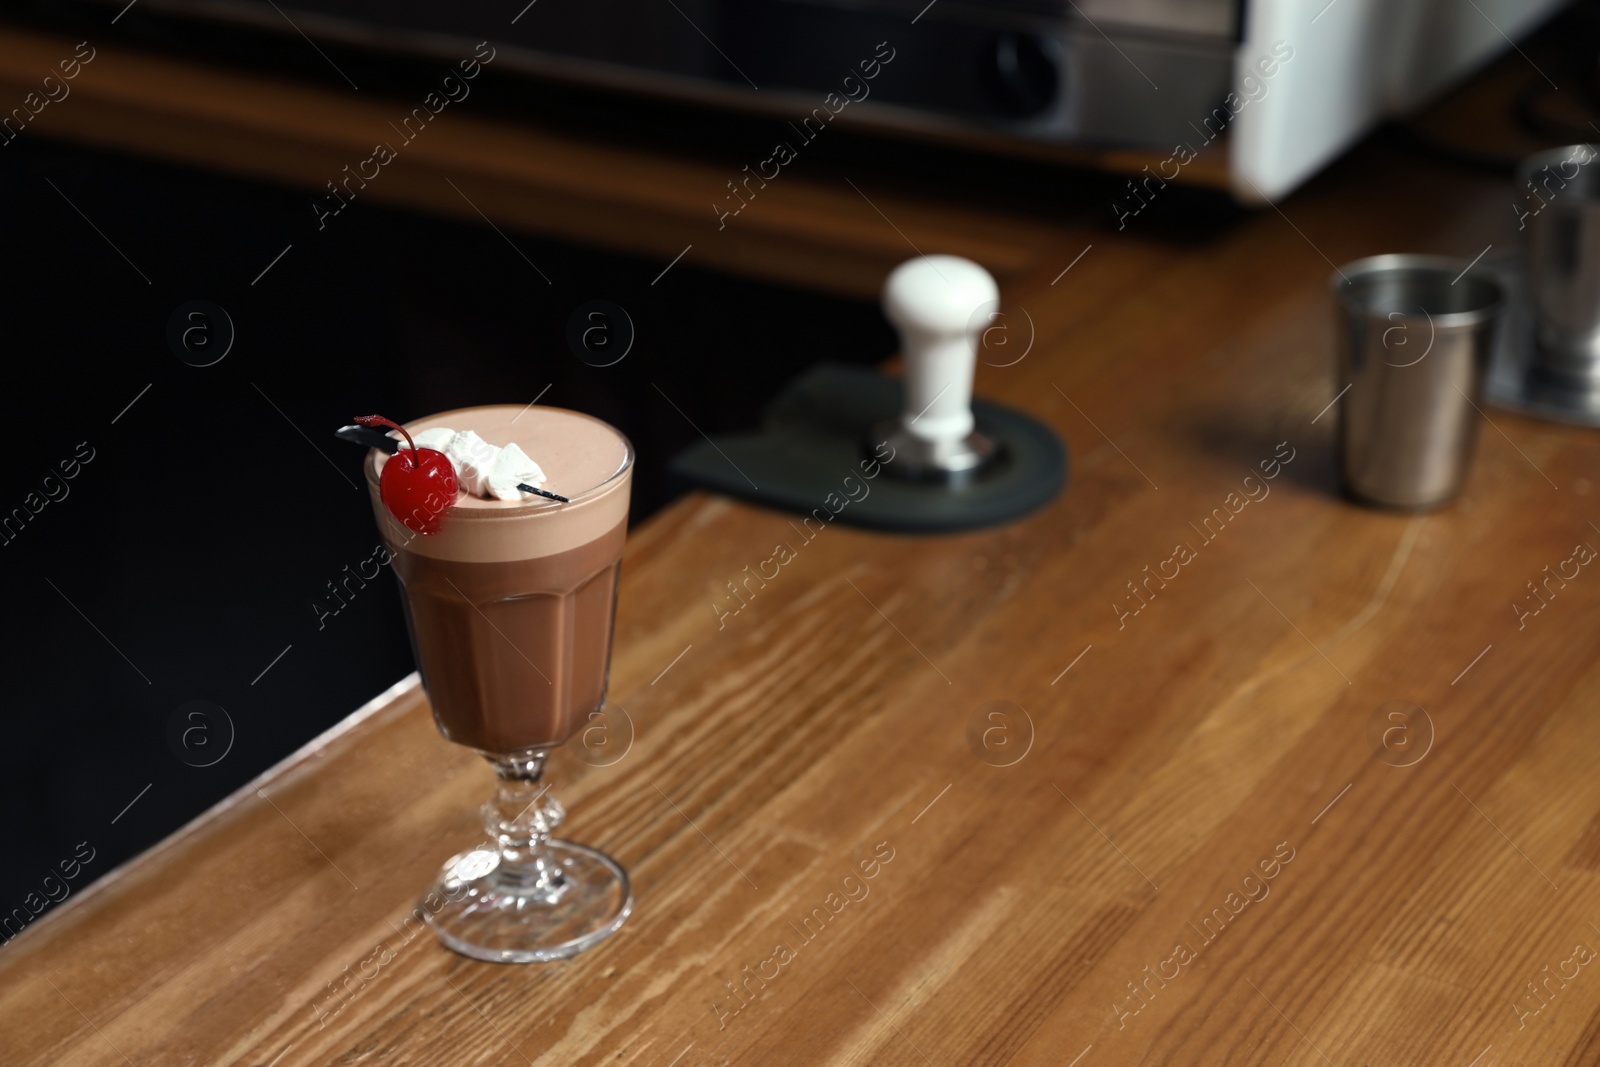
[365,405,632,754]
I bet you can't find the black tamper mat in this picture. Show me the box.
[668,363,1067,533]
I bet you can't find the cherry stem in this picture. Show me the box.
[355,414,418,458]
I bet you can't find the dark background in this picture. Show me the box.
[0,131,901,932]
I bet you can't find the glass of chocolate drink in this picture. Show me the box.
[363,404,633,963]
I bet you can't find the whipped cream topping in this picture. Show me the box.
[400,426,547,501]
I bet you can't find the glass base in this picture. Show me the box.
[423,840,633,963]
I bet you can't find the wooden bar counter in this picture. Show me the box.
[3,26,1600,1067]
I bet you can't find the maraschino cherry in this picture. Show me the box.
[356,415,458,535]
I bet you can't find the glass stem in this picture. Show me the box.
[483,751,567,893]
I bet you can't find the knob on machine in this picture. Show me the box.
[668,255,1066,533]
[987,31,1060,118]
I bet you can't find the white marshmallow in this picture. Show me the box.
[381,424,551,501]
[408,426,456,451]
[444,430,498,497]
[487,442,547,500]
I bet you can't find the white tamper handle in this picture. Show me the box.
[878,255,1000,482]
[883,255,998,444]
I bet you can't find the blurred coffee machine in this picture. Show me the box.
[55,0,1568,199]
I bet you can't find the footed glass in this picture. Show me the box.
[364,404,635,963]
[425,751,631,963]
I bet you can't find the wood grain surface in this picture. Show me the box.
[4,24,1600,1067]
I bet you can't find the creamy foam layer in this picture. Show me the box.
[366,405,632,562]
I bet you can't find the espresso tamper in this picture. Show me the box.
[665,253,1065,532]
[873,255,1003,484]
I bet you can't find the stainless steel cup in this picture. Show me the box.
[1519,143,1600,388]
[1332,255,1504,510]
